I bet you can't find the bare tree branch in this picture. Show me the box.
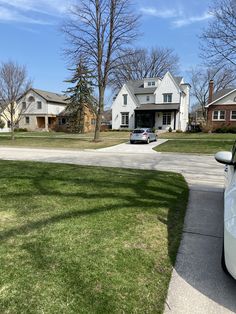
[109,47,179,91]
[0,61,32,139]
[201,0,236,67]
[62,0,140,140]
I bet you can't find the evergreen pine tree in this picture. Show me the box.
[64,61,95,133]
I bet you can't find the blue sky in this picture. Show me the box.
[0,0,212,105]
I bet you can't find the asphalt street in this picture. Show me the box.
[0,142,235,313]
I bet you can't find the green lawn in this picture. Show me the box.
[0,131,130,149]
[0,161,188,314]
[0,131,130,139]
[155,139,235,154]
[159,132,236,140]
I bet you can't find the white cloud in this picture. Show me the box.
[172,12,212,28]
[140,4,212,28]
[140,7,178,18]
[0,0,69,14]
[0,6,53,24]
[0,0,72,24]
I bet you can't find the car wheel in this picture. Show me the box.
[221,241,230,276]
[146,138,150,144]
[130,140,134,144]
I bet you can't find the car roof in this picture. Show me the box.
[133,128,152,131]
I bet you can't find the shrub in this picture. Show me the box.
[176,129,183,133]
[213,126,236,133]
[109,129,132,132]
[168,127,172,132]
[0,119,5,129]
[14,128,28,132]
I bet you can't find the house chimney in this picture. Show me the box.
[208,80,214,104]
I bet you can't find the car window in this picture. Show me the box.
[133,129,144,134]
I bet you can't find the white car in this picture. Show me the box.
[215,142,236,279]
[130,128,157,144]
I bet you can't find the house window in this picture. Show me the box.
[28,96,35,102]
[163,112,171,125]
[22,102,26,110]
[121,112,129,126]
[231,111,236,120]
[123,94,128,105]
[148,81,155,86]
[146,96,150,101]
[163,94,172,103]
[37,101,42,109]
[25,116,30,124]
[151,81,155,86]
[212,110,225,120]
[148,82,152,86]
[59,117,66,125]
[91,118,96,125]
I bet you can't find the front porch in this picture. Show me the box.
[36,116,57,130]
[135,109,178,131]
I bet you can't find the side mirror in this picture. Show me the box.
[215,151,233,165]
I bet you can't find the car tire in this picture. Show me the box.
[146,138,150,144]
[130,140,134,144]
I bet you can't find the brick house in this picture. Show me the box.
[205,80,236,129]
[56,104,96,133]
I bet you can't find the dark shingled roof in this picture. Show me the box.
[212,88,235,102]
[135,103,180,111]
[126,80,156,95]
[32,88,68,104]
[126,75,184,96]
[173,76,183,85]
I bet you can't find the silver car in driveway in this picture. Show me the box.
[130,128,157,144]
[215,141,236,279]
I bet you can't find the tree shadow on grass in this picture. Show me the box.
[0,160,189,313]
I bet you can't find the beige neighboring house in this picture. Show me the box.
[18,88,68,131]
[0,100,17,132]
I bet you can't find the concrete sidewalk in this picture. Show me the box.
[165,190,236,314]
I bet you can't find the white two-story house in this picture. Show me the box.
[112,72,190,131]
[18,88,68,131]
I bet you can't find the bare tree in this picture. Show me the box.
[190,65,236,121]
[62,0,139,141]
[110,47,179,90]
[0,61,31,139]
[201,0,236,67]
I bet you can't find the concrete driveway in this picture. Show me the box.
[98,139,168,154]
[0,146,235,312]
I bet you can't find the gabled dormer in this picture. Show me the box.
[143,77,161,89]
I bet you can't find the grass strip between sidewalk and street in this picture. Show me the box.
[0,161,188,314]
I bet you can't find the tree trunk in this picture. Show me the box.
[10,103,15,140]
[94,86,104,141]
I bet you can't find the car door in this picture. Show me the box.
[225,141,236,221]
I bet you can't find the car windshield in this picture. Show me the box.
[133,129,145,134]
